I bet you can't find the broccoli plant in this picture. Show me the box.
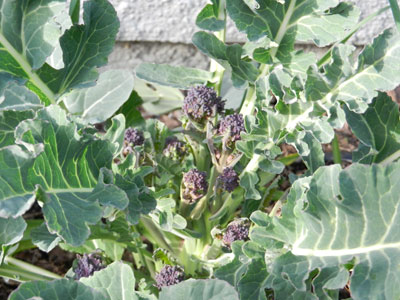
[2,0,400,299]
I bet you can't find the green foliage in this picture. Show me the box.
[1,0,400,299]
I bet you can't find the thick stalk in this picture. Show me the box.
[331,134,342,165]
[388,0,400,32]
[0,256,62,282]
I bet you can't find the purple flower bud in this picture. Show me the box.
[155,265,185,289]
[183,86,225,122]
[124,128,144,147]
[222,221,250,248]
[163,136,187,160]
[218,113,245,144]
[218,167,239,192]
[73,253,105,280]
[182,169,208,203]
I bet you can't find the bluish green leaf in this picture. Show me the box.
[0,110,34,147]
[159,279,239,300]
[80,261,139,300]
[345,93,400,164]
[306,30,400,113]
[9,279,107,300]
[62,70,134,124]
[31,222,61,252]
[0,106,126,246]
[0,216,26,246]
[136,63,213,89]
[196,3,225,31]
[226,0,359,59]
[192,31,259,88]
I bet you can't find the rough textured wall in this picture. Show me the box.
[106,0,394,70]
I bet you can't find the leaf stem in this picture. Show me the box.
[331,134,342,165]
[388,0,400,32]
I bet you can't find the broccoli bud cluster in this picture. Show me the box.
[218,167,239,192]
[73,253,105,280]
[163,136,186,160]
[155,265,185,289]
[183,86,225,122]
[218,113,245,144]
[182,169,208,203]
[124,127,145,147]
[222,221,250,248]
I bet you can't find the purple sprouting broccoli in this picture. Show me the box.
[218,113,245,145]
[73,253,105,280]
[222,221,250,249]
[124,127,145,146]
[183,86,225,123]
[182,169,208,203]
[163,136,187,160]
[218,167,239,193]
[123,127,145,156]
[155,265,185,289]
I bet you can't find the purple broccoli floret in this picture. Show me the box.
[163,136,187,160]
[182,169,208,203]
[218,167,239,192]
[222,221,250,248]
[73,253,105,280]
[155,265,185,289]
[183,86,225,122]
[124,128,145,147]
[218,113,245,144]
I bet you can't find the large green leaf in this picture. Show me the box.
[345,93,400,164]
[0,216,26,246]
[250,162,400,299]
[80,261,139,300]
[136,63,213,89]
[159,279,239,300]
[0,105,128,246]
[226,0,359,59]
[306,29,400,113]
[192,31,259,88]
[0,0,119,104]
[62,70,134,124]
[9,279,108,300]
[196,0,226,31]
[0,110,34,148]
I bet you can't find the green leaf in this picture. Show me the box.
[80,261,139,300]
[31,222,61,252]
[0,110,34,147]
[135,78,184,115]
[159,279,239,300]
[136,63,213,89]
[38,0,120,95]
[226,0,359,59]
[306,29,400,113]
[62,70,134,124]
[0,0,66,104]
[253,162,400,299]
[0,73,42,111]
[196,2,226,31]
[215,241,251,287]
[237,259,268,300]
[0,105,128,246]
[115,90,144,127]
[287,131,325,174]
[9,278,107,300]
[192,31,259,88]
[0,216,26,246]
[345,93,400,164]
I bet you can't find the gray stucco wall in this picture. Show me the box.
[106,0,395,70]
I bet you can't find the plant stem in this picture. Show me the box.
[389,0,400,32]
[331,134,342,165]
[0,256,62,282]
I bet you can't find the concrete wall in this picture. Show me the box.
[106,0,395,70]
